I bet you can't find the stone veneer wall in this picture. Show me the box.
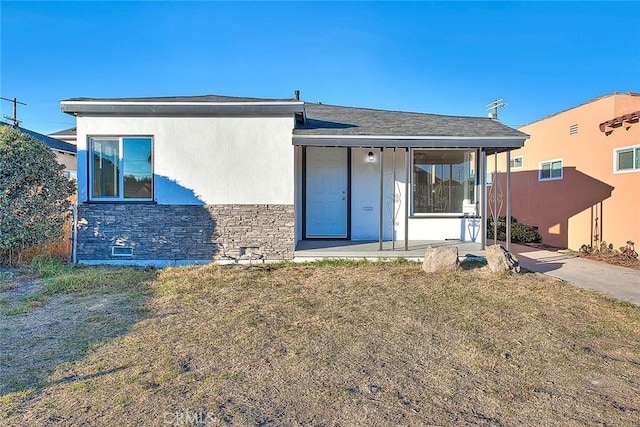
[76,204,295,262]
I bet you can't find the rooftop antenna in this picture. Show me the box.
[485,98,507,120]
[1,96,27,127]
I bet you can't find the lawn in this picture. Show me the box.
[1,260,639,426]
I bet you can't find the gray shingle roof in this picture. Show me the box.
[1,124,76,154]
[297,103,527,138]
[48,126,76,137]
[63,94,297,103]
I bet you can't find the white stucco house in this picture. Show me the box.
[60,93,527,265]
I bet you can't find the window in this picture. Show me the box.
[63,170,77,180]
[614,145,640,173]
[539,159,563,181]
[510,156,523,169]
[90,137,153,200]
[412,150,476,214]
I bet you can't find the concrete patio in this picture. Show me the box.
[293,240,484,261]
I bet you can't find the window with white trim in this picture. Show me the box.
[510,156,523,169]
[412,150,476,214]
[89,136,153,200]
[539,159,563,181]
[614,145,640,173]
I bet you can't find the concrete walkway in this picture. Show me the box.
[509,243,640,305]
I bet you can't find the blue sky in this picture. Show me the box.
[1,1,638,134]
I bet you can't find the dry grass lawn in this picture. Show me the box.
[2,260,640,426]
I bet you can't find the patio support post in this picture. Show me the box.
[493,151,498,245]
[480,149,487,249]
[379,147,384,251]
[405,148,409,251]
[392,148,396,251]
[506,150,512,252]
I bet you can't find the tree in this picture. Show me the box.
[0,126,75,265]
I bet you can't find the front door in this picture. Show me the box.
[305,147,348,238]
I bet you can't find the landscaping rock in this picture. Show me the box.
[486,244,521,273]
[422,245,459,273]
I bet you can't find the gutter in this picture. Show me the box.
[292,134,528,149]
[61,101,305,116]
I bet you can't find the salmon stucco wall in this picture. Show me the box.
[490,93,640,250]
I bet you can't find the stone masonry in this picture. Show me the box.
[76,204,295,262]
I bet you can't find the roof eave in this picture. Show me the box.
[60,101,305,116]
[292,134,528,149]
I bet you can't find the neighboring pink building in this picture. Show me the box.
[492,93,640,250]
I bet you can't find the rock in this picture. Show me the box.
[486,244,521,273]
[422,245,459,273]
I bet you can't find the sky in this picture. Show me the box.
[1,1,638,135]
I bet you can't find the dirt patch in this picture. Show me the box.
[578,252,640,271]
[0,268,153,396]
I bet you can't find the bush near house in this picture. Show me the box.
[487,216,542,244]
[0,126,75,265]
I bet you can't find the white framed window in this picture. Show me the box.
[510,156,523,169]
[412,149,476,215]
[63,170,77,180]
[539,159,563,181]
[89,136,153,201]
[614,145,640,173]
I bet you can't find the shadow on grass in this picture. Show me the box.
[0,262,158,396]
[460,256,487,270]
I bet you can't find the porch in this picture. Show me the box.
[293,239,484,261]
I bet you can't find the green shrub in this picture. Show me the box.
[0,126,75,265]
[487,216,541,244]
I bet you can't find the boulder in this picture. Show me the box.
[486,244,521,273]
[422,245,459,273]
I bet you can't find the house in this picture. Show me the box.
[489,92,640,250]
[48,126,77,145]
[60,94,528,265]
[0,123,77,179]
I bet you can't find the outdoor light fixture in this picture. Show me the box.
[367,151,375,162]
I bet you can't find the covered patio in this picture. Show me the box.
[293,102,529,258]
[294,239,484,261]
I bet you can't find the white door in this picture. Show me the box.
[306,147,348,238]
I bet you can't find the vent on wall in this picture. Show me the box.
[112,246,133,257]
[569,124,578,135]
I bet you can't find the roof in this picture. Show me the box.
[298,103,525,137]
[63,94,298,103]
[294,103,528,149]
[1,123,77,154]
[61,94,304,116]
[48,126,76,137]
[520,92,640,128]
[58,93,528,150]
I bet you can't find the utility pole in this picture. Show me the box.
[484,98,507,120]
[1,96,27,127]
